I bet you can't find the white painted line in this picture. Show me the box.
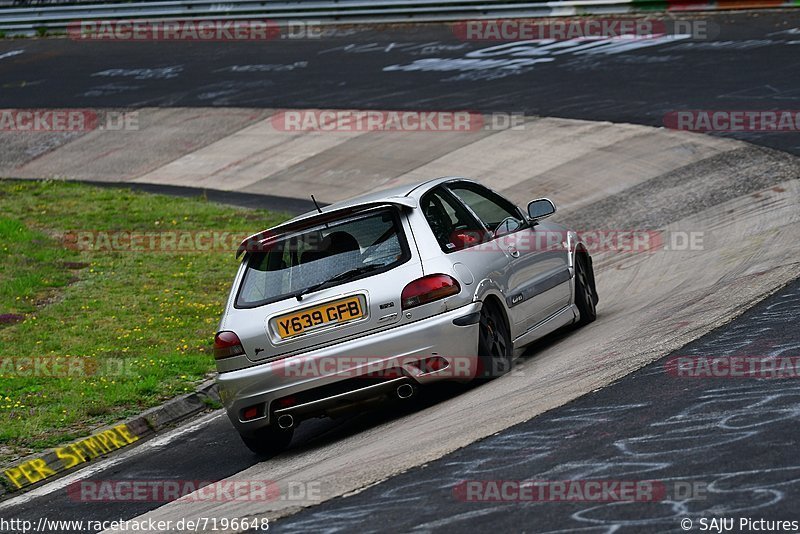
[0,411,223,510]
[0,50,24,60]
[147,413,224,448]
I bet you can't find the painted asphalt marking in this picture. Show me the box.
[0,50,24,60]
[3,424,141,491]
[0,411,223,509]
[147,412,224,448]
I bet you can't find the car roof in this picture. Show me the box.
[236,176,468,257]
[290,176,462,221]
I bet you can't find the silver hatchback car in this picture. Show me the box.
[214,177,598,455]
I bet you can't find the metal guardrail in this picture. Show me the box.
[0,0,796,34]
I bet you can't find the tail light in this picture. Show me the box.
[401,274,460,310]
[214,331,245,360]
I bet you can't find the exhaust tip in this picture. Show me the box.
[277,414,294,430]
[396,383,415,400]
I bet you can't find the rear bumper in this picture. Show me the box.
[273,376,416,423]
[217,302,482,436]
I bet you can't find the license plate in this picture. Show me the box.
[274,296,364,339]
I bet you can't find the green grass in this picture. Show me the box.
[0,217,76,317]
[0,180,289,462]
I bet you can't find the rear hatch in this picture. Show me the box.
[228,205,423,362]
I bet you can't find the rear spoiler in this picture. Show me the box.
[235,197,417,258]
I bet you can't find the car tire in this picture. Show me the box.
[475,300,513,381]
[574,251,598,326]
[240,425,294,457]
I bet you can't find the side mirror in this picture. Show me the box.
[527,198,556,221]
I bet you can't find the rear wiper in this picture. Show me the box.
[294,264,383,301]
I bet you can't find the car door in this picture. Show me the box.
[446,181,569,332]
[417,186,513,311]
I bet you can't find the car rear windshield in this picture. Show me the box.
[235,207,410,308]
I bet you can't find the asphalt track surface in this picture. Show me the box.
[0,11,799,156]
[273,277,800,534]
[1,9,800,534]
[3,279,799,533]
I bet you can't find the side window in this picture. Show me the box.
[420,189,486,253]
[448,183,525,236]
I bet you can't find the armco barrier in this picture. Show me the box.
[0,0,798,34]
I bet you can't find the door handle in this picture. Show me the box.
[507,245,520,258]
